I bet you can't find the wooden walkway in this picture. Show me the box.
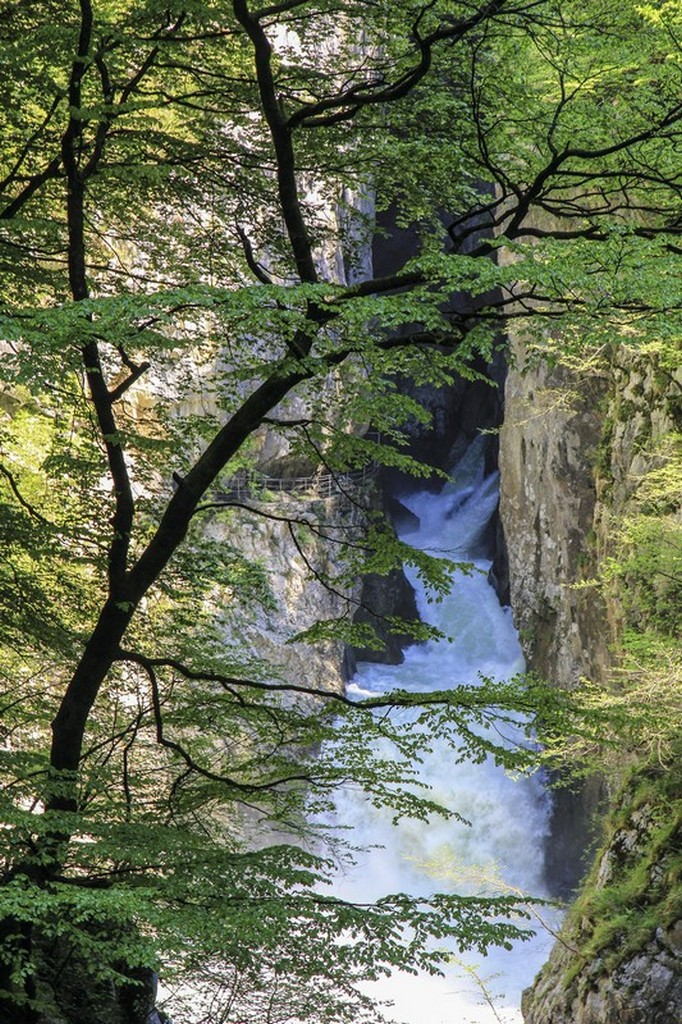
[215,463,378,503]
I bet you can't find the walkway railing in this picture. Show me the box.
[215,462,378,503]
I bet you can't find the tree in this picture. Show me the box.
[0,1,680,1021]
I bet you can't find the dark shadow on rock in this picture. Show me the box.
[544,775,608,899]
[384,493,420,534]
[344,568,420,678]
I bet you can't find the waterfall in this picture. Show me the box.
[330,441,557,1023]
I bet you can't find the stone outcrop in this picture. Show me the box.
[522,768,682,1024]
[523,924,682,1024]
[499,343,610,895]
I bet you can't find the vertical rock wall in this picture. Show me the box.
[208,493,355,695]
[499,343,610,895]
[499,341,682,1023]
[499,345,610,689]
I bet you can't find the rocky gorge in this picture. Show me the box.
[233,320,682,1023]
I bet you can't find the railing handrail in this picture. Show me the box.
[215,463,378,503]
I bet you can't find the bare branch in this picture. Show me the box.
[108,347,151,404]
[119,650,329,793]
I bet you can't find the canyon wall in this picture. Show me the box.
[499,346,610,689]
[499,342,682,1022]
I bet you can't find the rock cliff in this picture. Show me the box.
[499,341,682,1022]
[499,345,610,690]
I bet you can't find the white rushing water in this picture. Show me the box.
[331,441,557,1024]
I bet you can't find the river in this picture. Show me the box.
[330,441,557,1024]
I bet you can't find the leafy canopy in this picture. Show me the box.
[0,0,680,1021]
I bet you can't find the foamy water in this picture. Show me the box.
[329,442,558,1023]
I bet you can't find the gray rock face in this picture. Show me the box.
[499,343,610,894]
[523,775,682,1023]
[499,344,610,690]
[208,492,355,696]
[500,344,682,1023]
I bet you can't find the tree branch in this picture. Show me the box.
[108,347,151,404]
[235,221,273,284]
[0,464,51,525]
[287,0,510,129]
[121,651,329,793]
[233,0,318,283]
